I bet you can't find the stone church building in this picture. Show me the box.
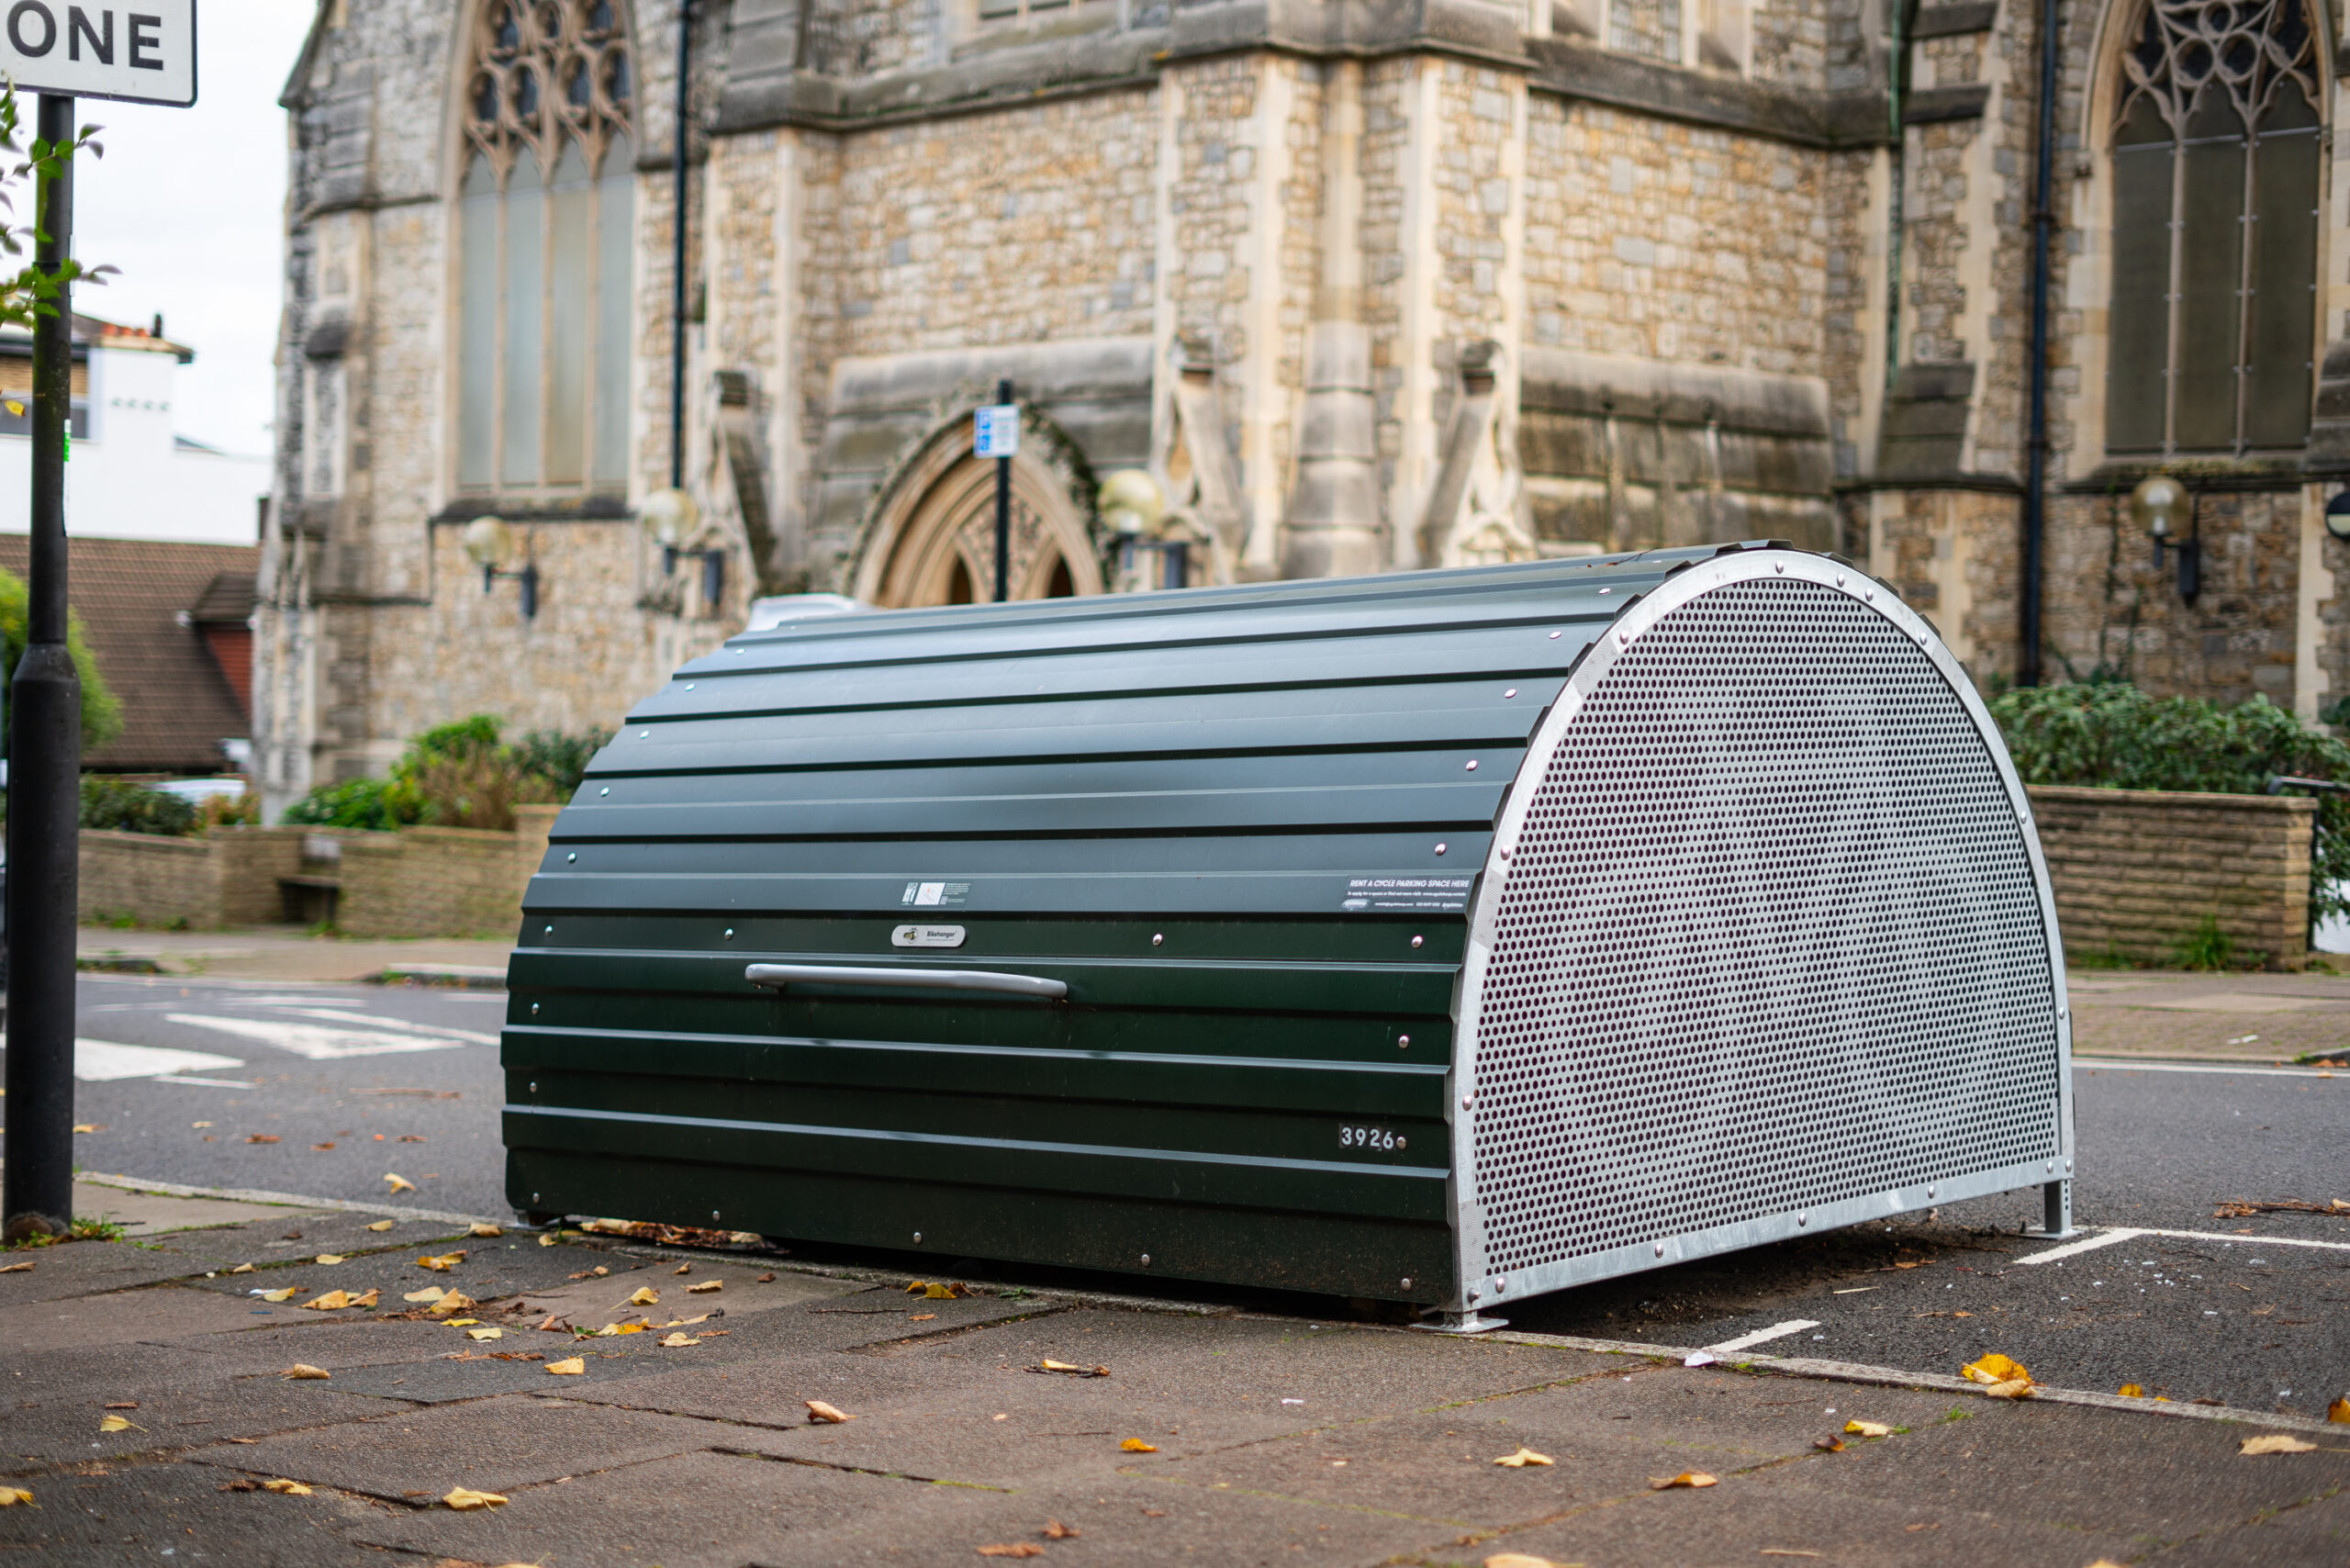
[257,0,2350,801]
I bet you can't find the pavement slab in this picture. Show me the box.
[0,1282,281,1350]
[2143,1485,2350,1565]
[0,1237,229,1303]
[2,1375,397,1468]
[0,1458,388,1568]
[181,1228,655,1305]
[182,1391,752,1501]
[348,1449,922,1568]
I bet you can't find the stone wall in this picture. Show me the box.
[332,804,560,940]
[79,829,308,930]
[2029,785,2315,969]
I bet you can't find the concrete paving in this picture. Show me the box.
[2,1189,2345,1567]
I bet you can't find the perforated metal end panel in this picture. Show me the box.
[1465,570,2063,1290]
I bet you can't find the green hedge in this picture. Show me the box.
[79,777,197,836]
[282,714,610,833]
[1988,683,2350,926]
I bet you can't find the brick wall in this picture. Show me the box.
[332,804,558,940]
[78,828,306,929]
[2028,786,2315,969]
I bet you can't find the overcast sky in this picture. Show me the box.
[72,0,319,458]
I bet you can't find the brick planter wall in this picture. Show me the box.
[79,827,306,929]
[2028,786,2316,969]
[331,804,559,939]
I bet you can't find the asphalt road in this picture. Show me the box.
[21,973,2350,1421]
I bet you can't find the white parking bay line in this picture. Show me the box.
[162,1014,464,1060]
[1703,1319,1821,1353]
[2075,1058,2339,1078]
[72,1039,246,1082]
[2018,1227,2143,1265]
[2137,1226,2350,1254]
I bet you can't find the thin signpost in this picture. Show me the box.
[0,1,197,1242]
[974,380,1016,602]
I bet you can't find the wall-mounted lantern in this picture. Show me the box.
[2324,489,2350,542]
[460,515,539,620]
[2129,474,2196,604]
[642,487,726,609]
[1101,470,1188,592]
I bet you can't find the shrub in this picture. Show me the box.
[280,715,611,832]
[1989,682,2350,927]
[79,776,197,836]
[0,566,122,753]
[281,776,423,832]
[510,726,611,799]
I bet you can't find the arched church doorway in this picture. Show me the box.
[853,442,1103,609]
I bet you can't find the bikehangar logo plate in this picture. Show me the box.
[892,924,968,948]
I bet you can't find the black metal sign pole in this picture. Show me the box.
[992,378,1013,602]
[3,94,81,1243]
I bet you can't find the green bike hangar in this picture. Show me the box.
[501,543,2075,1328]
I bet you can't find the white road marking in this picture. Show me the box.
[279,1008,498,1045]
[2134,1226,2350,1254]
[2076,1058,2338,1078]
[72,1039,246,1082]
[1703,1319,1821,1353]
[162,1014,465,1060]
[148,1075,259,1089]
[2018,1227,2145,1265]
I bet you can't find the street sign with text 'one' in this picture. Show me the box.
[0,0,196,107]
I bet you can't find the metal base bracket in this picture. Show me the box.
[1414,1309,1511,1335]
[2036,1178,2076,1239]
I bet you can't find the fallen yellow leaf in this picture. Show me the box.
[300,1291,353,1311]
[977,1547,1045,1560]
[281,1365,330,1380]
[445,1318,481,1327]
[1043,1520,1080,1540]
[442,1487,508,1510]
[1484,1556,1575,1568]
[416,1252,465,1271]
[1493,1447,1554,1467]
[366,1219,395,1232]
[545,1357,585,1375]
[314,1254,345,1266]
[1120,1438,1158,1452]
[403,1287,445,1304]
[2330,1396,2350,1424]
[659,1332,699,1347]
[1960,1353,2031,1386]
[1842,1420,1890,1438]
[2241,1434,2317,1455]
[1039,1360,1110,1377]
[97,1416,134,1433]
[2118,1384,2146,1398]
[688,1280,722,1294]
[539,1232,558,1247]
[1981,1379,2034,1401]
[352,1289,379,1308]
[0,1488,30,1506]
[806,1400,854,1424]
[262,1479,311,1495]
[466,1327,502,1341]
[228,1263,254,1274]
[1650,1472,1718,1490]
[257,1287,298,1303]
[427,1292,476,1316]
[72,1123,99,1133]
[597,1321,647,1336]
[628,1286,659,1305]
[384,1174,416,1193]
[469,1223,503,1238]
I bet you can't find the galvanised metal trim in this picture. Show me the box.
[1446,547,2074,1313]
[745,963,1069,1001]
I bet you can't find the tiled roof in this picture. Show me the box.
[0,534,257,774]
[188,569,257,624]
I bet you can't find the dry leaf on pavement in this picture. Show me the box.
[1981,1380,2034,1401]
[1814,1437,1844,1452]
[2241,1435,2317,1455]
[256,1287,299,1303]
[2118,1384,2145,1398]
[366,1219,395,1232]
[1960,1353,2031,1387]
[281,1365,331,1380]
[1120,1439,1158,1452]
[314,1254,345,1266]
[539,1232,558,1247]
[467,1327,503,1341]
[384,1174,416,1193]
[403,1287,445,1304]
[300,1291,353,1311]
[756,1271,776,1282]
[674,1263,692,1275]
[1492,1448,1554,1468]
[1037,1361,1110,1377]
[1842,1420,1890,1438]
[0,1488,31,1506]
[976,1547,1044,1559]
[659,1332,699,1348]
[2329,1397,2350,1424]
[242,1133,274,1143]
[262,1479,311,1495]
[1043,1519,1080,1539]
[1650,1473,1718,1490]
[806,1400,854,1423]
[442,1487,508,1510]
[96,1416,135,1433]
[352,1289,379,1308]
[0,1261,32,1275]
[545,1358,585,1375]
[628,1286,660,1305]
[469,1223,503,1238]
[417,1252,465,1272]
[427,1293,476,1316]
[227,1263,253,1274]
[1485,1556,1574,1568]
[688,1280,722,1294]
[907,1280,969,1298]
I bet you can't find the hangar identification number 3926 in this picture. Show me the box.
[0,0,196,108]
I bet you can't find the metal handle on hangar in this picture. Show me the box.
[745,963,1069,1002]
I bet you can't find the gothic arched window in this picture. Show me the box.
[456,0,635,495]
[2108,0,2319,454]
